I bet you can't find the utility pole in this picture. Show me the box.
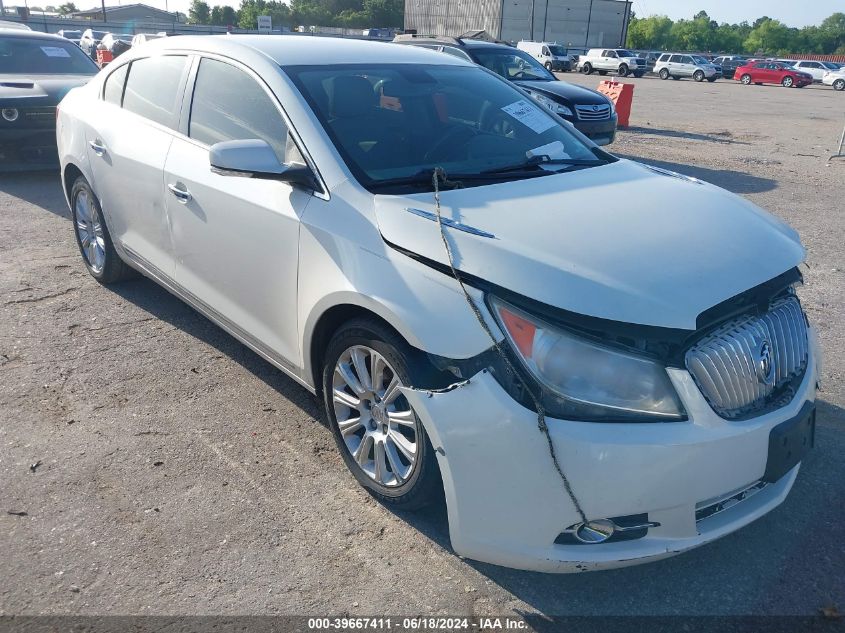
[101,0,106,22]
[529,0,535,40]
[584,0,593,48]
[0,0,5,19]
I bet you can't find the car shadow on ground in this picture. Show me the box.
[622,126,752,145]
[613,153,778,195]
[0,171,68,219]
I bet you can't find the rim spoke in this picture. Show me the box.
[371,353,387,394]
[338,416,364,437]
[333,387,361,411]
[381,375,401,405]
[373,439,387,484]
[388,408,415,427]
[350,348,372,392]
[353,433,373,466]
[336,362,365,396]
[384,439,406,483]
[388,430,416,461]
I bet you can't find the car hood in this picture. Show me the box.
[515,79,609,105]
[373,159,804,330]
[0,74,94,107]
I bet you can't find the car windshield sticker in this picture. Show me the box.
[501,100,556,134]
[41,46,71,58]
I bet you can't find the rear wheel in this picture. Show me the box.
[740,73,752,85]
[322,318,442,510]
[659,68,670,80]
[693,70,705,82]
[70,177,135,283]
[834,79,845,91]
[782,76,794,88]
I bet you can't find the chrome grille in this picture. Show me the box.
[575,104,611,121]
[685,296,808,418]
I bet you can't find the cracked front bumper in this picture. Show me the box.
[402,328,820,573]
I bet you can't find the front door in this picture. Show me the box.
[163,56,313,368]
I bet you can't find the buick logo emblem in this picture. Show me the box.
[592,105,599,111]
[756,340,775,385]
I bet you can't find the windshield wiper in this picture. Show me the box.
[368,167,550,191]
[481,156,606,175]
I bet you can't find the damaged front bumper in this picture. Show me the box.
[401,329,819,573]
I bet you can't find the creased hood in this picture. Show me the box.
[374,159,805,330]
[0,74,93,106]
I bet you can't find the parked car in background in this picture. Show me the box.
[822,67,845,91]
[57,34,819,575]
[735,61,813,88]
[517,41,572,72]
[712,55,747,79]
[577,48,646,77]
[131,32,167,47]
[99,33,133,57]
[0,20,31,30]
[394,35,617,145]
[56,29,82,46]
[0,29,97,170]
[79,28,107,59]
[791,60,843,82]
[654,53,721,82]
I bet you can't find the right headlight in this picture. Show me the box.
[490,297,686,422]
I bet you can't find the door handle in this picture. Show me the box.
[167,183,192,203]
[88,139,106,156]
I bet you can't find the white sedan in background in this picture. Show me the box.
[56,35,819,573]
[822,68,845,91]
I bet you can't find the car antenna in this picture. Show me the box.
[430,166,588,525]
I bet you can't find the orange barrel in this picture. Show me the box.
[596,80,634,128]
[96,49,114,67]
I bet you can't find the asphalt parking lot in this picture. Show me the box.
[1,73,844,618]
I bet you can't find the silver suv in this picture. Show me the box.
[655,53,721,82]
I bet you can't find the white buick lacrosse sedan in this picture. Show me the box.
[56,35,819,572]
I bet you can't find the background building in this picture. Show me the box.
[405,0,632,49]
[71,3,181,24]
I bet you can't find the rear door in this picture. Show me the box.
[163,55,315,367]
[85,55,190,279]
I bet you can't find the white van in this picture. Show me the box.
[517,41,572,72]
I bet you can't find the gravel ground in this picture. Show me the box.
[1,73,843,618]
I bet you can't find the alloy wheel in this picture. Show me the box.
[741,74,751,85]
[331,345,418,488]
[74,188,106,274]
[783,76,793,87]
[834,79,845,91]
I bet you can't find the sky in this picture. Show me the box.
[630,0,842,29]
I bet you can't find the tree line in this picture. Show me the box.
[188,0,403,29]
[627,11,845,55]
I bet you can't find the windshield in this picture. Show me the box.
[547,45,567,56]
[691,55,710,64]
[822,61,840,69]
[286,64,605,193]
[91,30,107,40]
[0,37,98,74]
[60,30,82,38]
[472,48,555,82]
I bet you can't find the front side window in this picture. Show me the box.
[0,36,97,75]
[189,57,290,163]
[471,48,555,82]
[122,55,188,129]
[286,64,607,193]
[605,50,617,58]
[669,55,682,63]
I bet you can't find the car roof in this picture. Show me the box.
[0,29,70,41]
[150,34,474,67]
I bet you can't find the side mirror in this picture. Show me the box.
[209,139,317,189]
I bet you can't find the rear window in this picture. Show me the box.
[122,55,189,128]
[0,36,98,74]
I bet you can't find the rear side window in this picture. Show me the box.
[103,63,128,105]
[122,55,189,129]
[189,57,289,162]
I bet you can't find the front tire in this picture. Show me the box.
[322,318,442,510]
[70,176,135,283]
[582,62,593,74]
[618,64,629,77]
[659,68,670,80]
[693,70,705,82]
[834,79,845,91]
[740,73,752,85]
[545,62,553,71]
[782,76,794,88]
